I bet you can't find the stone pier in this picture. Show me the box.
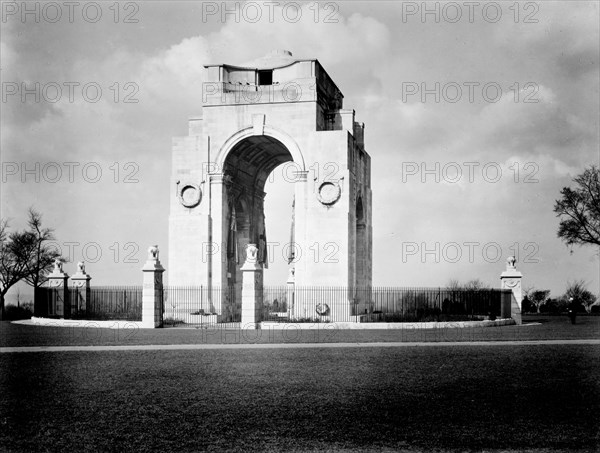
[241,244,263,329]
[47,259,69,317]
[500,256,523,324]
[142,245,165,328]
[70,261,91,314]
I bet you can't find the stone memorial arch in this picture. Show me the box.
[168,50,372,320]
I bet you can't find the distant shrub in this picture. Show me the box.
[540,298,567,314]
[163,317,184,326]
[590,304,600,314]
[521,296,537,313]
[4,304,33,320]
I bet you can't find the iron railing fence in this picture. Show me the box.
[263,286,508,323]
[34,285,512,324]
[163,286,236,326]
[262,286,289,321]
[367,286,505,322]
[34,286,64,318]
[83,286,142,321]
[34,286,143,320]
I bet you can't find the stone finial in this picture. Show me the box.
[506,255,516,270]
[148,245,160,261]
[142,245,164,272]
[48,258,68,288]
[71,261,90,288]
[245,244,258,264]
[240,243,262,271]
[287,266,296,284]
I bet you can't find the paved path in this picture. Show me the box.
[1,339,599,353]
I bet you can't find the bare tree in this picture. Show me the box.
[445,279,461,291]
[563,280,597,313]
[0,209,62,319]
[19,208,61,289]
[0,220,28,319]
[463,279,490,291]
[529,289,551,314]
[554,165,600,247]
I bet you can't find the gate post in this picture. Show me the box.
[500,256,523,324]
[47,259,69,317]
[142,245,165,328]
[287,267,295,319]
[70,261,91,315]
[241,244,263,329]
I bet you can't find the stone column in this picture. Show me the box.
[286,267,295,319]
[47,259,69,317]
[70,261,91,315]
[142,245,165,328]
[500,256,523,324]
[209,173,226,292]
[292,170,308,286]
[241,243,263,329]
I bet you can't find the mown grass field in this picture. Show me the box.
[1,316,599,452]
[1,314,599,348]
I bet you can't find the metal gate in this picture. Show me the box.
[162,286,237,326]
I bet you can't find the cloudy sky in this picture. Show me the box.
[1,1,599,299]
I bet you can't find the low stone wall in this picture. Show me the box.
[261,318,516,330]
[30,316,147,329]
[26,317,516,330]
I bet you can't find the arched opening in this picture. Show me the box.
[263,163,296,285]
[222,135,296,311]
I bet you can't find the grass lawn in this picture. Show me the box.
[1,344,599,452]
[1,315,599,348]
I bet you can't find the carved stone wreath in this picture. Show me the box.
[178,183,202,208]
[315,303,330,316]
[316,181,341,206]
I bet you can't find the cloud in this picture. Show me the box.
[208,4,390,81]
[1,2,597,294]
[137,36,211,110]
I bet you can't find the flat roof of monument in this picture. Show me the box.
[204,49,306,70]
[203,59,318,70]
[204,51,343,98]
